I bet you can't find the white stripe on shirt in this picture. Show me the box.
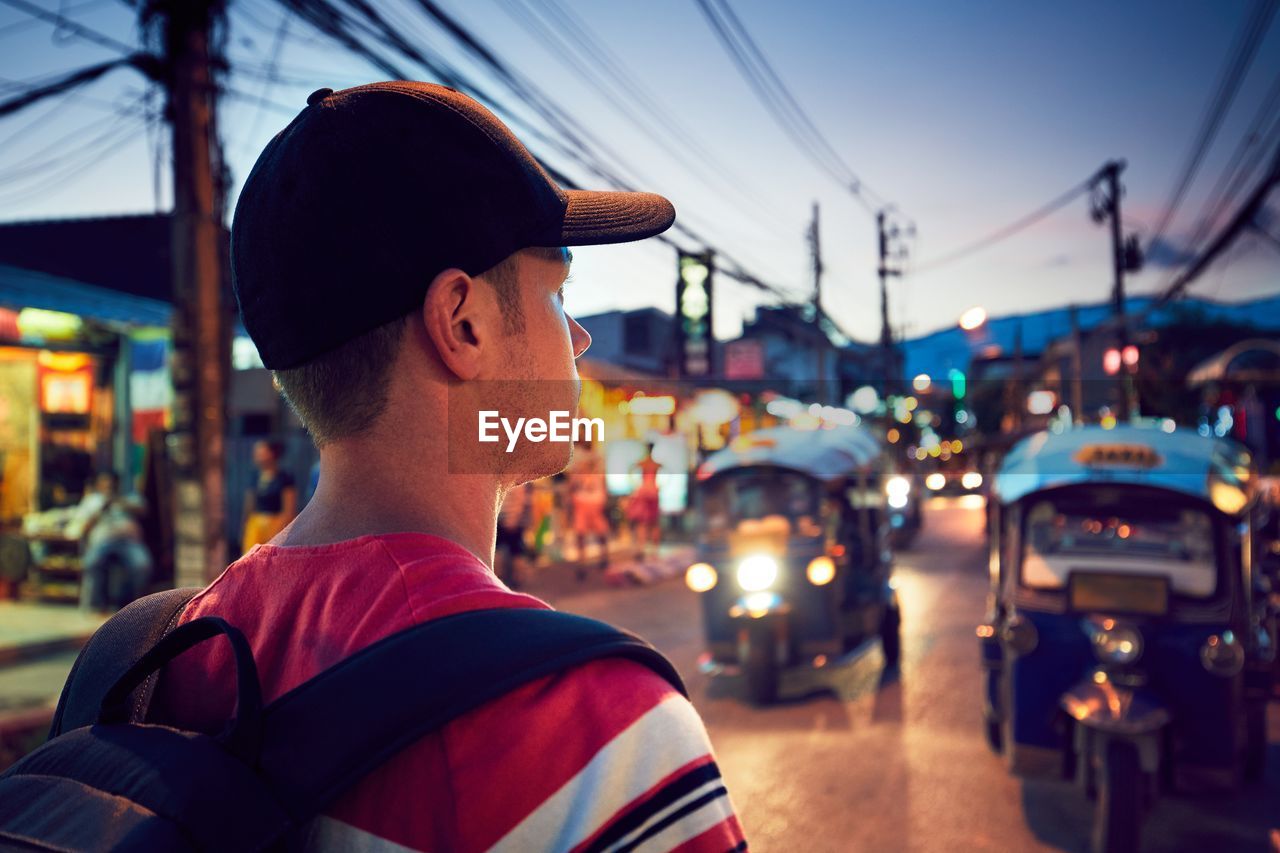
[304,815,422,853]
[488,694,715,853]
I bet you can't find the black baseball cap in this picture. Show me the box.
[231,81,676,370]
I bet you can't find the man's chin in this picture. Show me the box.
[512,445,573,486]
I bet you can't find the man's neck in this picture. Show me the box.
[274,431,501,567]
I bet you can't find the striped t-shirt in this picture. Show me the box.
[152,533,746,852]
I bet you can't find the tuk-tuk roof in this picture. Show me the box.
[992,424,1254,514]
[697,425,881,483]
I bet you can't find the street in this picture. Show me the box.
[538,498,1280,853]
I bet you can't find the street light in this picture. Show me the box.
[959,306,987,331]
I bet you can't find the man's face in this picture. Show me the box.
[486,248,591,483]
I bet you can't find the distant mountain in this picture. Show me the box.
[898,293,1280,379]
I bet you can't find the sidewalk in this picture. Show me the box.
[0,602,105,767]
[0,601,106,667]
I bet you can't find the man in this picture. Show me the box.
[67,470,151,612]
[152,82,745,852]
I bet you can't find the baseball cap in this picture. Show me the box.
[231,81,676,370]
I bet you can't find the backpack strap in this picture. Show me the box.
[257,607,686,823]
[48,587,201,738]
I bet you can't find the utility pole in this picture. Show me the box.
[157,0,230,586]
[809,202,827,401]
[877,209,909,392]
[1068,304,1084,421]
[1092,160,1140,421]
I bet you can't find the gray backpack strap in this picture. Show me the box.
[48,587,202,737]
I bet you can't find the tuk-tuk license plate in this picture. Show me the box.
[1067,572,1170,616]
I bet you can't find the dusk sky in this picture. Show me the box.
[2,0,1278,343]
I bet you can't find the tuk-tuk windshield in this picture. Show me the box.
[1021,489,1218,598]
[699,467,821,533]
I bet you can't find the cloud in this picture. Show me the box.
[1142,236,1197,269]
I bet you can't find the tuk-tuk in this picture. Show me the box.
[686,425,901,704]
[978,424,1275,853]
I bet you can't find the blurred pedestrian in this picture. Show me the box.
[495,480,531,589]
[628,444,662,559]
[68,471,151,612]
[240,439,297,553]
[569,440,610,577]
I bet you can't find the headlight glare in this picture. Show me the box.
[685,562,717,593]
[1092,625,1143,665]
[806,555,836,586]
[886,475,911,499]
[961,471,984,490]
[1200,632,1244,676]
[737,554,778,591]
[925,473,946,491]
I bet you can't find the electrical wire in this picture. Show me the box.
[0,0,135,54]
[0,55,151,119]
[910,178,1094,274]
[0,113,144,206]
[1182,67,1280,260]
[498,0,789,230]
[1143,0,1277,259]
[235,6,292,154]
[0,0,106,40]
[691,0,891,219]
[270,0,803,305]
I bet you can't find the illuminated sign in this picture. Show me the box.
[675,251,714,377]
[1073,444,1162,469]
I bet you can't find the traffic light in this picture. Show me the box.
[947,368,966,399]
[1104,348,1121,375]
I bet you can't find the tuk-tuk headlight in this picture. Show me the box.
[806,556,836,586]
[1092,625,1143,665]
[961,471,983,490]
[886,475,911,504]
[1200,631,1245,677]
[685,562,717,593]
[737,554,778,591]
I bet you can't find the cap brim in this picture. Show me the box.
[555,190,675,245]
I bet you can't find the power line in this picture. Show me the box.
[235,6,292,154]
[0,0,135,54]
[0,0,106,40]
[0,55,154,119]
[1182,66,1280,260]
[1143,0,1277,258]
[270,0,803,306]
[494,0,789,230]
[691,0,891,218]
[910,176,1096,274]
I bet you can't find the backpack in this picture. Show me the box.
[0,588,685,851]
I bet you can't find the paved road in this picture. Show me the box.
[537,498,1280,853]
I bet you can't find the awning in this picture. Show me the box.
[0,263,171,328]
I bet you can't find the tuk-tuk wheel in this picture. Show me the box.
[1093,741,1141,853]
[742,626,779,705]
[879,606,901,669]
[1245,701,1267,782]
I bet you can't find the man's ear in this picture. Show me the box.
[421,268,486,381]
